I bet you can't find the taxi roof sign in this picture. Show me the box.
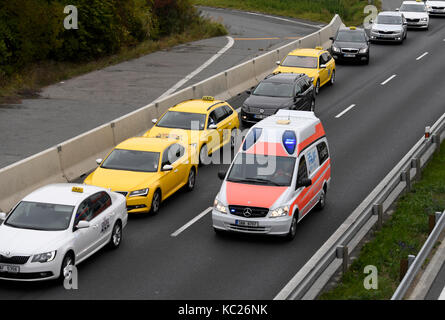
[72,186,84,193]
[349,26,357,30]
[202,96,215,101]
[315,46,323,50]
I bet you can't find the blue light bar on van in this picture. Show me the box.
[282,130,297,154]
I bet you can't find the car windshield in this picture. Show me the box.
[376,15,402,25]
[400,4,425,12]
[281,55,318,68]
[336,30,366,42]
[101,149,160,172]
[156,111,206,130]
[5,201,74,231]
[227,153,296,187]
[253,82,294,97]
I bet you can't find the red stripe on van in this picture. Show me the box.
[297,123,326,155]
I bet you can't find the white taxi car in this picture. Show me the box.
[212,110,331,240]
[426,0,445,15]
[399,0,429,29]
[0,184,127,281]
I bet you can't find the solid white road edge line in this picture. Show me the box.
[171,207,212,237]
[155,36,235,102]
[416,52,429,61]
[381,74,397,85]
[440,285,445,300]
[245,12,322,29]
[335,104,356,118]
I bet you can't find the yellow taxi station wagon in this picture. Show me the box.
[144,96,240,165]
[84,137,198,215]
[274,47,336,95]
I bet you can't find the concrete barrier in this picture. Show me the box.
[0,148,66,212]
[192,72,230,101]
[111,103,158,144]
[226,60,257,97]
[254,50,279,82]
[57,123,115,181]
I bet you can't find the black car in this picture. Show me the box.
[330,27,370,64]
[240,73,315,126]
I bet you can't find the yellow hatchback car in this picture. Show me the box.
[145,96,240,164]
[84,137,198,215]
[274,47,336,95]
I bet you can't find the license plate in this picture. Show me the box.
[0,264,20,274]
[254,114,266,119]
[235,220,259,227]
[344,54,356,58]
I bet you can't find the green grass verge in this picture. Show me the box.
[194,0,381,26]
[0,18,226,104]
[319,142,445,300]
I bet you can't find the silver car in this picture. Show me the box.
[370,11,408,44]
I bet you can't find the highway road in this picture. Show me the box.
[0,6,444,299]
[0,7,319,169]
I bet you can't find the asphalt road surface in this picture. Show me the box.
[0,10,444,299]
[0,7,319,169]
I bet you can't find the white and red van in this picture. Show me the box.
[212,110,331,240]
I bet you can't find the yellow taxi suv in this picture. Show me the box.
[274,47,336,95]
[144,96,240,165]
[84,137,198,215]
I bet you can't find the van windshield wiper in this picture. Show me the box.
[242,177,282,186]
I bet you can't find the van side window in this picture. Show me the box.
[306,147,320,176]
[316,141,329,164]
[296,156,308,188]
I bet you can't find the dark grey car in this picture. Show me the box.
[240,73,315,126]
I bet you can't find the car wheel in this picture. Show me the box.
[199,144,209,166]
[329,70,335,86]
[60,253,74,282]
[108,221,122,249]
[285,214,298,241]
[151,190,161,214]
[315,79,320,95]
[316,188,327,211]
[185,168,196,192]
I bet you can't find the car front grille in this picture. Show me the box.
[341,48,359,54]
[228,205,269,218]
[378,30,395,34]
[228,224,269,232]
[0,255,30,265]
[249,107,277,116]
[407,18,420,23]
[432,6,445,10]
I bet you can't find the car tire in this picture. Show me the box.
[285,213,298,241]
[59,252,74,282]
[199,144,209,166]
[329,70,335,86]
[151,189,161,215]
[185,168,196,192]
[315,79,320,95]
[316,188,327,211]
[108,221,122,249]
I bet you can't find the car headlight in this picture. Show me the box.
[332,46,340,53]
[32,251,57,263]
[269,206,289,218]
[129,188,149,197]
[214,199,227,214]
[421,17,428,21]
[359,48,368,53]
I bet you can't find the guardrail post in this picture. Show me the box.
[411,158,421,181]
[408,255,415,268]
[432,134,440,154]
[436,211,443,225]
[336,245,349,275]
[401,170,411,193]
[372,203,383,229]
[429,213,436,234]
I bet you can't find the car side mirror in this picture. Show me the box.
[151,118,158,125]
[96,158,103,166]
[396,8,400,11]
[329,36,334,41]
[218,170,227,180]
[0,212,6,221]
[297,178,312,189]
[246,90,251,95]
[276,60,281,65]
[208,124,218,130]
[320,64,327,69]
[162,164,173,171]
[76,220,90,230]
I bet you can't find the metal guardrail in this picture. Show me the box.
[275,112,445,300]
[392,210,445,300]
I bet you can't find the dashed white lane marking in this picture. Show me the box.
[171,207,212,237]
[416,52,429,61]
[381,74,397,85]
[155,36,235,102]
[244,12,322,29]
[335,104,356,119]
